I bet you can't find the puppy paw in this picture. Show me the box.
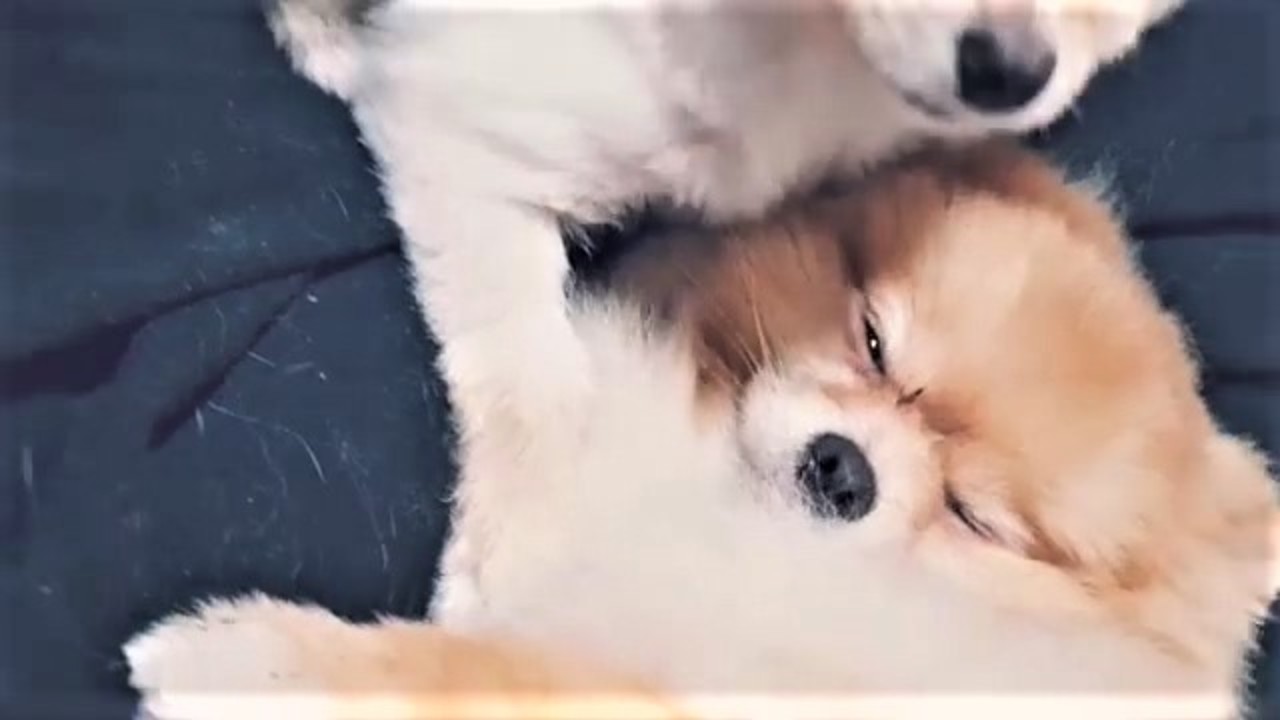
[125,594,344,720]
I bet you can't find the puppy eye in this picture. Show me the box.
[863,317,886,374]
[944,488,999,543]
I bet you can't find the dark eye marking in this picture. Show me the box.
[944,488,999,543]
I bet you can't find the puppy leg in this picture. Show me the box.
[382,182,599,622]
[128,595,360,720]
[127,595,686,720]
[390,187,590,473]
[338,10,660,473]
[362,109,618,480]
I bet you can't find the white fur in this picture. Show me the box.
[265,0,1182,478]
[426,301,1227,705]
[128,297,1237,718]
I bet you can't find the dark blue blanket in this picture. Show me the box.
[1,1,1276,717]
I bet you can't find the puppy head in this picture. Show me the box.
[837,0,1182,131]
[639,142,1277,683]
[828,146,1279,670]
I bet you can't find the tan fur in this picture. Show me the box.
[632,141,1279,677]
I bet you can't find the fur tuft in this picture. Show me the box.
[266,0,370,98]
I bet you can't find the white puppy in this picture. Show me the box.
[266,0,1181,448]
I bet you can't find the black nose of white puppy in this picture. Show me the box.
[799,433,877,522]
[956,28,1056,113]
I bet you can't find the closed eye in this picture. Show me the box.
[944,488,1000,544]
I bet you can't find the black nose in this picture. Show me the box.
[956,29,1055,113]
[798,433,877,522]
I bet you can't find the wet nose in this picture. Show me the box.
[956,28,1056,113]
[798,433,877,522]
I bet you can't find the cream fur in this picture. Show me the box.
[262,0,1183,481]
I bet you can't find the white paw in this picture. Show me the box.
[125,595,341,720]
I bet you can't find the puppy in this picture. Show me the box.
[265,0,1183,464]
[128,144,1279,719]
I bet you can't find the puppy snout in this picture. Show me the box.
[798,433,877,522]
[956,27,1056,113]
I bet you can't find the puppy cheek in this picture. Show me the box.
[859,410,943,541]
[921,523,1100,621]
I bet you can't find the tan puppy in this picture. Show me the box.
[128,144,1277,719]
